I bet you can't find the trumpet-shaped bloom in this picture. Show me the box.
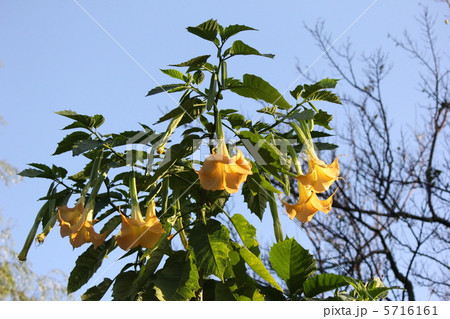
[282,182,337,223]
[116,201,165,251]
[296,156,341,193]
[197,143,252,194]
[58,200,107,248]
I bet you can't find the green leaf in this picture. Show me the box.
[188,219,230,281]
[227,113,245,129]
[331,291,357,301]
[203,189,230,217]
[257,284,286,301]
[299,78,341,104]
[229,74,292,110]
[269,238,317,295]
[52,164,68,178]
[239,131,289,178]
[225,40,274,59]
[290,85,303,100]
[365,277,398,300]
[171,55,211,68]
[257,105,279,115]
[155,98,205,126]
[315,142,338,151]
[301,78,339,98]
[239,131,277,166]
[242,172,269,220]
[182,127,205,136]
[193,70,205,85]
[230,214,260,256]
[366,287,394,300]
[153,251,200,301]
[316,78,339,89]
[112,271,139,301]
[67,239,115,294]
[100,215,122,234]
[314,110,334,130]
[72,139,108,156]
[223,247,248,281]
[81,278,113,301]
[219,24,257,42]
[110,129,153,145]
[199,115,213,132]
[143,135,202,191]
[19,168,54,179]
[366,276,384,290]
[290,109,315,121]
[160,69,186,81]
[115,128,160,154]
[146,84,186,97]
[140,239,169,275]
[215,279,265,301]
[186,19,219,42]
[56,110,105,130]
[307,90,341,104]
[118,240,170,300]
[93,114,106,129]
[311,130,334,138]
[237,244,283,291]
[53,131,91,155]
[62,115,105,130]
[19,163,67,180]
[303,273,354,298]
[201,279,218,300]
[218,108,238,116]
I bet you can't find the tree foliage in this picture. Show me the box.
[18,19,396,301]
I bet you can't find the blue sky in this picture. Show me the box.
[1,0,447,300]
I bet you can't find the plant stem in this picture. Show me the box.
[268,192,283,243]
[174,198,189,250]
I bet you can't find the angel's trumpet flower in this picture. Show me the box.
[197,141,252,194]
[58,197,107,248]
[116,201,165,250]
[296,156,341,193]
[282,181,337,223]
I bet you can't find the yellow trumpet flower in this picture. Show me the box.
[116,201,165,250]
[296,156,341,193]
[58,199,107,249]
[196,142,252,194]
[282,182,337,223]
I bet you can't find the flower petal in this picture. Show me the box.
[282,201,318,223]
[197,157,226,191]
[223,169,245,194]
[58,201,107,248]
[197,147,252,194]
[58,202,84,237]
[69,220,107,249]
[116,211,165,251]
[297,156,341,193]
[282,182,338,223]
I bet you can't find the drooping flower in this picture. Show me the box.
[296,156,341,193]
[58,198,107,248]
[115,201,165,251]
[282,181,337,223]
[196,141,253,194]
